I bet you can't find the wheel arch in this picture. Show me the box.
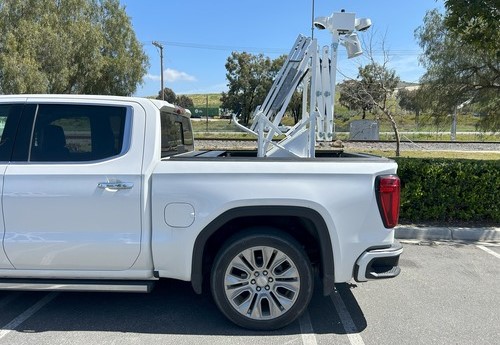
[191,205,335,296]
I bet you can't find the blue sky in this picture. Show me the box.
[120,0,444,97]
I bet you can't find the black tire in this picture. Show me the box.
[210,228,314,330]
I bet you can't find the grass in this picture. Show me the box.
[191,118,499,160]
[191,118,238,132]
[186,94,222,108]
[352,150,500,160]
[184,92,498,135]
[185,92,487,126]
[192,119,499,142]
[185,93,498,160]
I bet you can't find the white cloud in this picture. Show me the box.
[145,68,197,83]
[164,68,197,82]
[145,74,161,81]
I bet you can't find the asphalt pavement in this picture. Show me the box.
[0,241,499,345]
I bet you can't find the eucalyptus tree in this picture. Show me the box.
[0,0,148,95]
[416,7,499,131]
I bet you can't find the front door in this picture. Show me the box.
[3,101,144,271]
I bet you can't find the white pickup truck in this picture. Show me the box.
[0,95,402,330]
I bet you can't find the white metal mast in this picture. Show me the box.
[233,10,372,158]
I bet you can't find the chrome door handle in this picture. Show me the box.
[98,182,134,190]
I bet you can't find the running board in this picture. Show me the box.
[0,279,156,293]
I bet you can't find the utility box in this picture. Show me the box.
[349,120,379,141]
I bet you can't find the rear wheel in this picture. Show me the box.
[210,229,314,330]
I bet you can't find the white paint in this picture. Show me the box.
[330,292,366,345]
[477,245,500,260]
[0,292,58,340]
[299,310,318,345]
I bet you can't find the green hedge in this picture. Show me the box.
[395,158,500,224]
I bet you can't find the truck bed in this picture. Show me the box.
[168,150,391,160]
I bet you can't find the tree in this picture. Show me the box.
[341,59,401,155]
[416,9,499,131]
[339,79,375,119]
[220,52,286,124]
[397,88,425,119]
[158,87,176,103]
[156,88,194,108]
[176,95,194,109]
[288,90,303,124]
[443,0,499,56]
[358,62,401,155]
[358,63,400,110]
[0,0,148,95]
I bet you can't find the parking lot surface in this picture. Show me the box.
[0,242,498,345]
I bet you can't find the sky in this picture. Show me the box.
[119,0,445,97]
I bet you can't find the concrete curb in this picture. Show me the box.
[395,225,500,243]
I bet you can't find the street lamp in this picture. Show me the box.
[152,41,164,100]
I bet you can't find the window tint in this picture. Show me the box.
[30,104,127,162]
[160,111,193,157]
[0,104,23,162]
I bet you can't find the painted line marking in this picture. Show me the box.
[299,309,318,345]
[330,291,365,345]
[477,245,500,260]
[0,292,58,340]
[0,292,22,309]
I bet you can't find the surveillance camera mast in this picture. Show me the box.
[233,9,372,158]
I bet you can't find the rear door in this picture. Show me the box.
[0,101,25,269]
[3,99,145,271]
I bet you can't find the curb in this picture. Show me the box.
[395,225,500,243]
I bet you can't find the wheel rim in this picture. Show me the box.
[223,245,301,320]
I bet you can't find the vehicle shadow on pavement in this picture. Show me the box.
[13,279,367,336]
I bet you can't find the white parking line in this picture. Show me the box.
[299,309,318,345]
[477,245,500,259]
[330,291,365,345]
[0,292,58,340]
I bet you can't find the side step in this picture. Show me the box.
[0,279,156,293]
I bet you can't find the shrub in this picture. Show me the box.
[395,158,500,224]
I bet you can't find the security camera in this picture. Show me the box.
[343,33,363,58]
[313,16,328,30]
[355,18,372,31]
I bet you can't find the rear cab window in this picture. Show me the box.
[160,107,193,158]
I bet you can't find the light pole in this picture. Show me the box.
[152,41,164,100]
[311,0,315,39]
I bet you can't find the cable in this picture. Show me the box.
[143,41,421,56]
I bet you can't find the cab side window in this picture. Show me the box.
[30,104,127,162]
[0,104,23,162]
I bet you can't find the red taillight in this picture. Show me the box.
[376,175,400,228]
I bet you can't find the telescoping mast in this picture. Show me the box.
[233,10,372,157]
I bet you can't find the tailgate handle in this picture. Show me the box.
[98,182,134,190]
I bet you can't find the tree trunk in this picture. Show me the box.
[387,112,400,157]
[376,104,400,157]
